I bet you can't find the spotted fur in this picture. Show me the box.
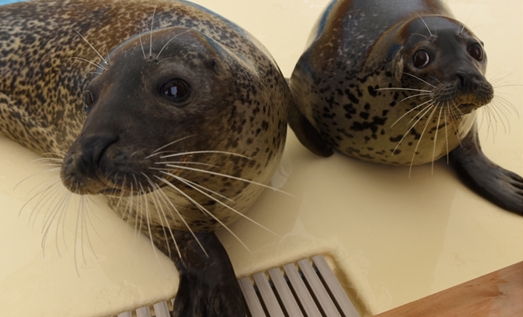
[1,0,290,315]
[289,0,523,214]
[0,0,289,233]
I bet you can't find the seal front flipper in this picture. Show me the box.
[449,124,523,215]
[156,230,245,317]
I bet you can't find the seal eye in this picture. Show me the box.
[467,43,484,61]
[160,79,191,103]
[413,50,430,68]
[84,90,95,112]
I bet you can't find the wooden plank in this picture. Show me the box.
[375,261,523,317]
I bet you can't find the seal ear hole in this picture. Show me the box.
[467,43,484,61]
[84,90,95,112]
[413,50,430,68]
[159,79,191,104]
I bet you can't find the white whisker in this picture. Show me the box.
[154,177,208,257]
[147,135,196,158]
[163,171,280,238]
[156,30,191,61]
[409,104,437,176]
[160,150,252,160]
[70,57,106,71]
[148,4,159,59]
[153,164,293,197]
[432,106,444,174]
[391,99,433,128]
[155,176,252,254]
[392,101,435,156]
[73,29,109,66]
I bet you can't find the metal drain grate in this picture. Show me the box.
[117,255,359,317]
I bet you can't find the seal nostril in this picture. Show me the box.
[79,134,119,177]
[456,72,466,88]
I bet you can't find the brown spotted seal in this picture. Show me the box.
[289,0,522,214]
[0,0,290,315]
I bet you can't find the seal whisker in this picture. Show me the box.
[152,168,234,203]
[444,107,450,164]
[21,178,63,222]
[154,164,293,196]
[376,87,432,93]
[121,180,134,224]
[146,134,197,158]
[392,100,435,156]
[40,188,71,257]
[142,173,176,257]
[148,3,159,60]
[139,29,147,60]
[110,173,126,209]
[164,171,280,237]
[133,176,145,244]
[74,196,90,276]
[160,150,253,160]
[432,105,444,174]
[153,177,209,257]
[484,101,508,136]
[137,181,165,268]
[156,30,191,61]
[416,15,434,38]
[491,93,520,117]
[411,32,430,40]
[155,175,252,254]
[390,98,434,128]
[409,103,437,175]
[450,99,464,118]
[158,161,217,168]
[404,72,437,88]
[144,176,182,259]
[14,166,62,191]
[73,29,109,66]
[397,92,432,104]
[70,56,107,72]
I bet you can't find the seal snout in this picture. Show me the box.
[61,132,162,196]
[431,70,494,115]
[76,134,118,178]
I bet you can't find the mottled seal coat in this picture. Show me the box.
[0,0,290,315]
[289,0,522,214]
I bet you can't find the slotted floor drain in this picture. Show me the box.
[116,255,359,317]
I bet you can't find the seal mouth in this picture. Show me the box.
[457,102,483,115]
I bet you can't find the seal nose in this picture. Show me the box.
[455,71,483,94]
[76,134,118,177]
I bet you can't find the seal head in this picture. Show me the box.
[61,26,286,232]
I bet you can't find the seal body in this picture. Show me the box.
[0,0,290,315]
[289,0,522,213]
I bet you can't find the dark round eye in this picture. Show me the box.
[413,50,430,68]
[160,79,191,103]
[84,90,95,112]
[467,43,484,61]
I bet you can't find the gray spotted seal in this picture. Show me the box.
[289,0,522,214]
[0,0,290,315]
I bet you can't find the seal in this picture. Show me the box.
[0,0,290,316]
[289,0,522,214]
